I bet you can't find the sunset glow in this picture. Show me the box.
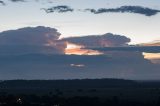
[143,52,160,59]
[65,42,103,55]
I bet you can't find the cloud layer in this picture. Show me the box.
[89,46,160,53]
[62,33,131,47]
[0,53,159,80]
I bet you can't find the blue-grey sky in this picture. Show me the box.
[0,0,160,44]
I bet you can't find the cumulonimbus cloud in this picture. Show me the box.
[41,5,74,13]
[85,6,160,16]
[0,26,67,55]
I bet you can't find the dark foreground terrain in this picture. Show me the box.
[0,79,160,106]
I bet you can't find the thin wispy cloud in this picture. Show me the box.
[41,5,74,13]
[9,0,25,2]
[42,5,160,16]
[0,0,5,5]
[0,0,50,4]
[1,0,160,16]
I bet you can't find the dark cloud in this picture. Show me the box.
[0,26,60,45]
[0,26,67,55]
[85,6,160,16]
[1,1,159,16]
[41,5,74,13]
[0,0,5,5]
[62,33,131,47]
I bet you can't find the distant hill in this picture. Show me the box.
[0,79,137,89]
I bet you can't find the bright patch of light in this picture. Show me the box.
[143,52,160,64]
[143,52,160,59]
[65,42,103,55]
[70,64,85,67]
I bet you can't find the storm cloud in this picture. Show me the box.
[85,6,160,16]
[62,33,131,47]
[41,5,74,13]
[0,26,67,55]
[0,26,160,80]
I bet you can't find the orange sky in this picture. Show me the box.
[65,42,102,55]
[143,53,160,59]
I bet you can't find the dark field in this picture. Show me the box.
[1,79,160,106]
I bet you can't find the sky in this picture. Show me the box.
[0,0,160,44]
[0,0,160,80]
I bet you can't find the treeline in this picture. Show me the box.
[0,79,137,89]
[1,79,160,105]
[1,79,160,89]
[0,94,160,106]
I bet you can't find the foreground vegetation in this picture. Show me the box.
[0,79,160,106]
